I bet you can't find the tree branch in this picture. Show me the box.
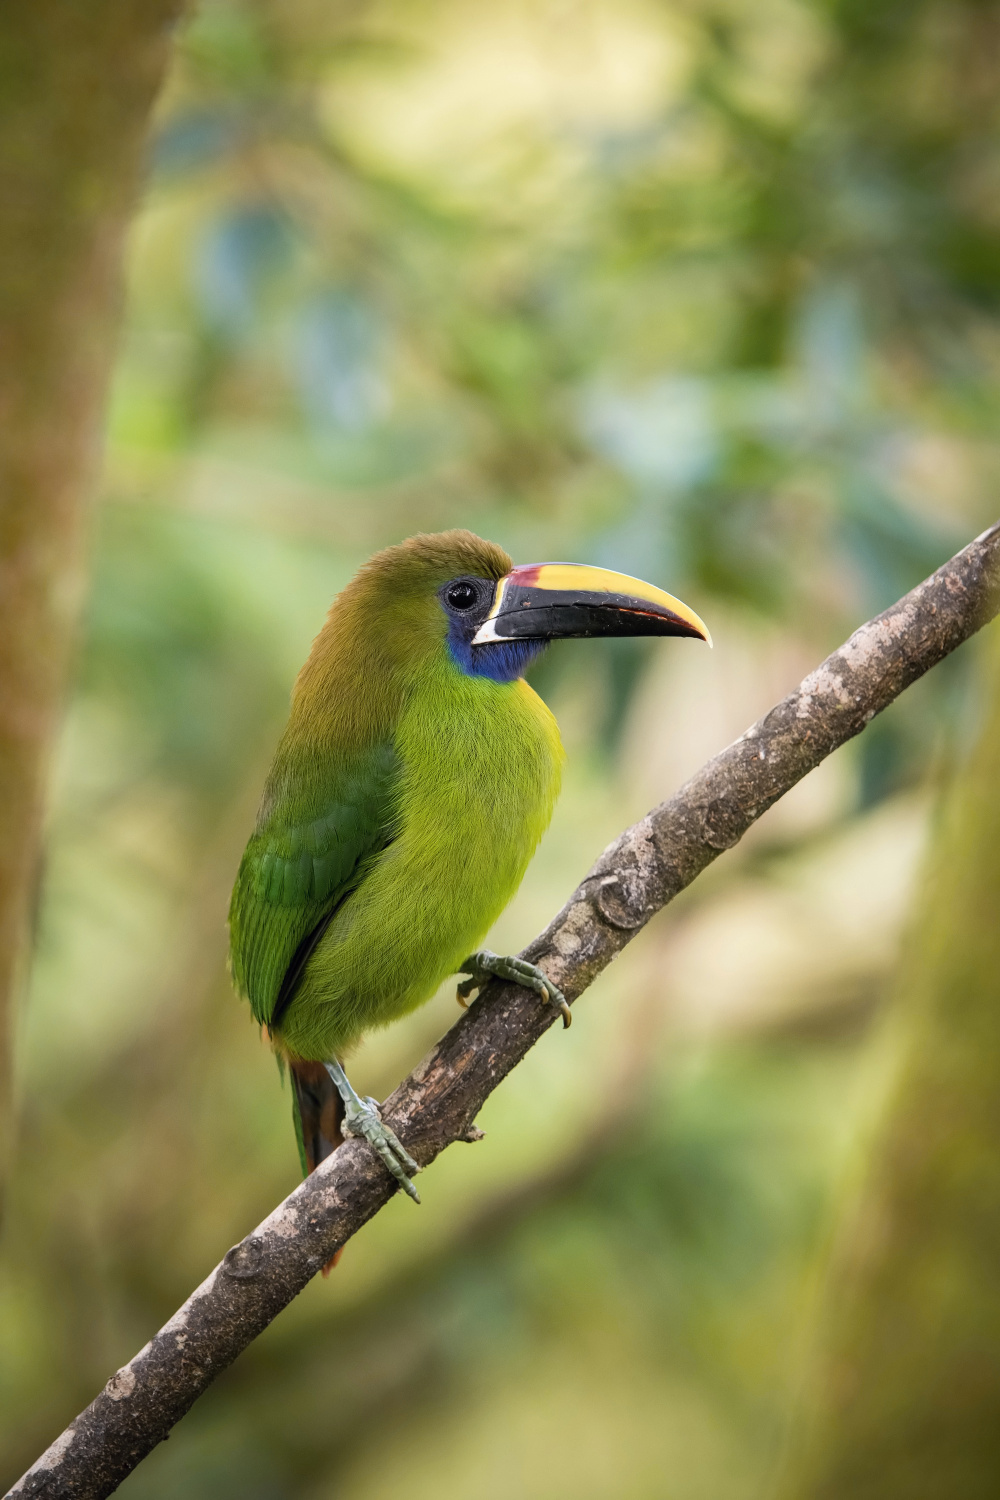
[10,521,1000,1500]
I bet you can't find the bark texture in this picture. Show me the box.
[8,521,1000,1500]
[784,609,1000,1500]
[0,0,184,1171]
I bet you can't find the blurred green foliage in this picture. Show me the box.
[789,602,1000,1500]
[3,0,1000,1495]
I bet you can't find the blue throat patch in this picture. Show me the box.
[447,629,546,683]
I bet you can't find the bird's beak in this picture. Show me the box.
[471,563,712,647]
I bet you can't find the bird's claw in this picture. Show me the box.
[457,950,572,1028]
[341,1095,421,1203]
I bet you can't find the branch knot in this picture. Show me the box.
[222,1237,265,1281]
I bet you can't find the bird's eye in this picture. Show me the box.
[446,581,478,610]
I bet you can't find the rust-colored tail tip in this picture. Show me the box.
[321,1247,345,1278]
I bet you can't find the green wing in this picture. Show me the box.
[229,742,400,1028]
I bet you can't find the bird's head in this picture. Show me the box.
[293,530,710,734]
[347,529,711,685]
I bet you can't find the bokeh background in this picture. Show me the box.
[3,1,1000,1496]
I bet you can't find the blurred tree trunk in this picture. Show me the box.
[786,627,1000,1499]
[0,0,184,1182]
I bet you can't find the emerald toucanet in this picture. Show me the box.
[229,530,710,1203]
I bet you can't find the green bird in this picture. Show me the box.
[229,530,710,1203]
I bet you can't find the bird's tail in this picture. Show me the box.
[289,1058,345,1275]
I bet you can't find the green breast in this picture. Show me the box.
[276,666,564,1061]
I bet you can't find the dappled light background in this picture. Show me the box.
[3,1,1000,1496]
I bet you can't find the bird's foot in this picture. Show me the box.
[457,949,572,1029]
[325,1061,421,1203]
[341,1095,422,1203]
